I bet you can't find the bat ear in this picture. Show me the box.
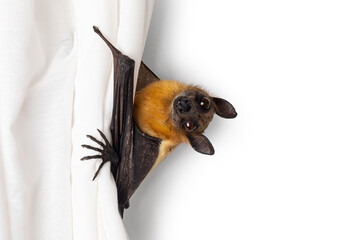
[212,97,237,119]
[187,134,215,155]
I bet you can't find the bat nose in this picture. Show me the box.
[176,97,192,113]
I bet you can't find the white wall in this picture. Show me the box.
[124,1,360,239]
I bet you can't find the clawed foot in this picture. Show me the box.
[81,129,118,180]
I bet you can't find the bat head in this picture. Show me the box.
[171,88,237,155]
[134,80,237,156]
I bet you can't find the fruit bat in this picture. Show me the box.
[81,26,237,217]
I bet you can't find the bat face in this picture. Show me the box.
[170,87,237,155]
[171,89,215,135]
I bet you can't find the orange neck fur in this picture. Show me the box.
[134,80,190,145]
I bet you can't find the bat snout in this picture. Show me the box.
[174,96,192,113]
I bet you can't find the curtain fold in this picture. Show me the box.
[0,0,155,239]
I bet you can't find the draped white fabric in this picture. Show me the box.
[0,0,154,239]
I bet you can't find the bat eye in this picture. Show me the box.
[199,97,211,110]
[183,121,197,132]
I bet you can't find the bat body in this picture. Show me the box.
[82,27,237,217]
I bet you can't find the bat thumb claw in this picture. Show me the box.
[93,26,99,33]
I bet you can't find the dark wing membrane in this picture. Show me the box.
[129,125,161,196]
[137,62,160,91]
[93,26,161,217]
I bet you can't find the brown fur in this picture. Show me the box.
[134,80,189,144]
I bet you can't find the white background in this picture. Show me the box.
[124,0,360,239]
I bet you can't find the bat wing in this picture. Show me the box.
[137,62,160,91]
[82,26,161,217]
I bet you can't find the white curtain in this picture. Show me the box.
[0,0,154,239]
